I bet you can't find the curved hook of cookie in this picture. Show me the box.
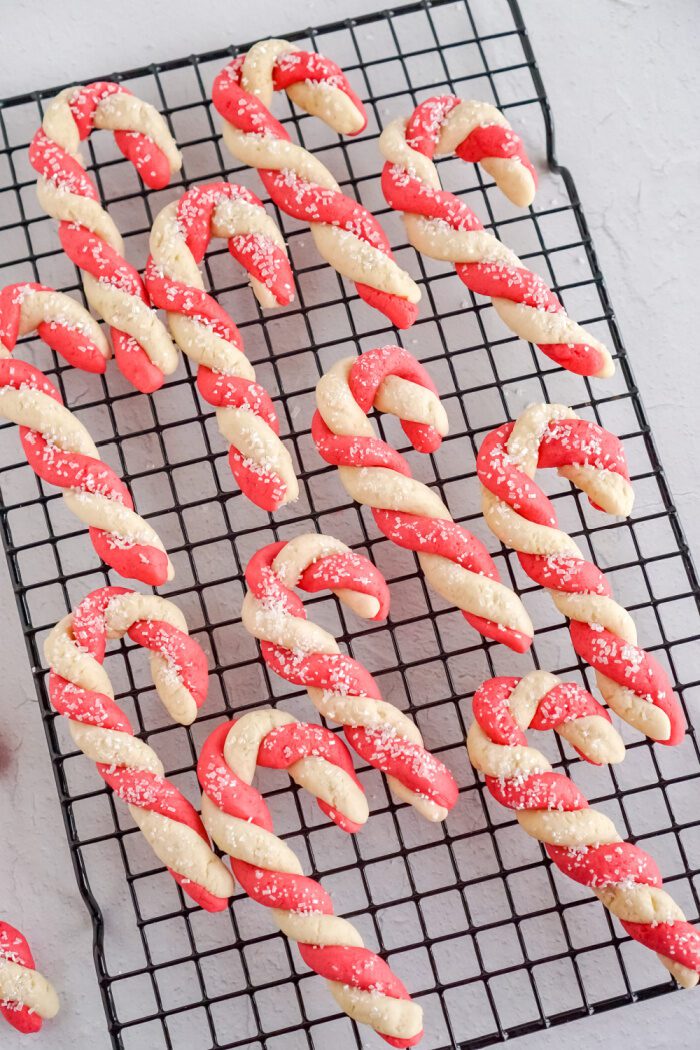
[477,402,685,745]
[313,345,534,652]
[29,81,182,393]
[44,586,233,910]
[0,282,110,372]
[467,672,700,987]
[145,182,298,511]
[199,713,424,1047]
[0,922,59,1034]
[212,40,422,330]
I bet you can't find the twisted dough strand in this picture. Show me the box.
[0,923,59,1035]
[467,672,700,987]
[29,81,182,392]
[243,533,457,821]
[0,286,172,585]
[212,39,421,329]
[44,586,233,911]
[199,711,424,1047]
[145,182,298,510]
[380,96,614,377]
[477,402,685,744]
[313,345,533,651]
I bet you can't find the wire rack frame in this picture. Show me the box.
[0,1,699,1048]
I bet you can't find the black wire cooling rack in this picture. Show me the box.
[1,1,699,1047]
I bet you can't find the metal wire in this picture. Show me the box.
[0,1,698,1048]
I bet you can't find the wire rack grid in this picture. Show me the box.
[0,1,699,1048]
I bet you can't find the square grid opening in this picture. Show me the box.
[0,2,699,1048]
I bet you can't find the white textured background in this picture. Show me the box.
[0,1,698,1048]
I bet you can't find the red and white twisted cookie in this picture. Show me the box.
[242,533,458,821]
[0,286,171,585]
[468,672,700,987]
[0,923,59,1035]
[29,81,182,393]
[212,39,421,329]
[199,711,423,1047]
[44,586,234,911]
[313,345,533,652]
[145,182,297,510]
[380,96,614,378]
[477,403,685,744]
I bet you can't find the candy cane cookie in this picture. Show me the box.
[44,586,234,910]
[379,97,614,377]
[212,40,421,329]
[199,712,424,1046]
[0,923,59,1034]
[242,533,458,821]
[0,285,172,585]
[29,82,182,392]
[477,403,685,744]
[468,672,700,987]
[313,345,533,652]
[145,182,297,510]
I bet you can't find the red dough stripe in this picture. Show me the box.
[621,920,700,973]
[301,943,412,1000]
[262,642,380,703]
[486,770,589,813]
[234,859,333,914]
[538,418,630,480]
[49,673,133,734]
[519,551,611,596]
[29,130,97,198]
[312,412,411,474]
[546,842,662,889]
[273,51,367,123]
[456,260,561,313]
